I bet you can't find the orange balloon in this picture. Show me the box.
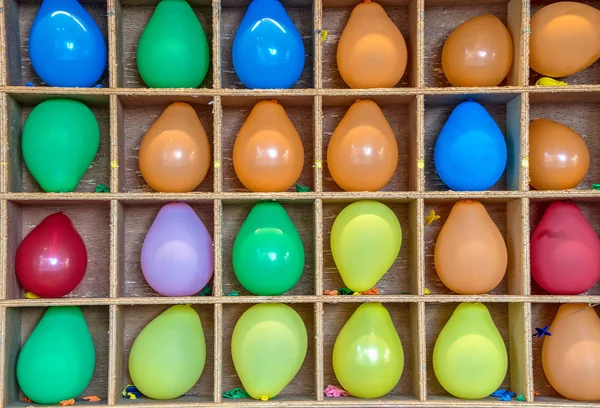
[337,0,407,88]
[442,15,513,87]
[327,100,398,191]
[233,100,304,192]
[434,200,507,294]
[139,102,211,192]
[529,118,590,190]
[543,303,600,401]
[530,2,600,77]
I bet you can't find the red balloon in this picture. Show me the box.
[531,201,600,294]
[16,212,88,297]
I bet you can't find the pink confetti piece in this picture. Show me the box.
[324,385,350,398]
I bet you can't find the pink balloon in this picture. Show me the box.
[141,202,214,296]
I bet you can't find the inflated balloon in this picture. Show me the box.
[232,0,305,89]
[16,212,87,298]
[232,304,307,400]
[233,100,304,192]
[137,0,210,88]
[530,2,600,77]
[129,305,206,399]
[434,303,507,399]
[333,303,404,398]
[29,0,107,87]
[337,0,407,88]
[434,101,507,191]
[327,100,398,191]
[531,201,600,295]
[139,102,211,192]
[233,202,304,295]
[543,304,600,401]
[22,99,100,192]
[17,306,95,404]
[529,118,590,190]
[442,15,513,87]
[141,203,213,296]
[331,201,402,292]
[434,200,507,294]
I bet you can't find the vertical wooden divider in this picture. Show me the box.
[212,96,222,193]
[408,0,424,88]
[314,198,324,400]
[107,0,119,89]
[1,307,21,406]
[213,302,222,402]
[509,301,533,400]
[108,304,124,405]
[211,0,221,89]
[507,0,527,86]
[313,0,322,90]
[411,301,426,401]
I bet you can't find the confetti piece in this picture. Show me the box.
[592,184,600,190]
[83,396,101,402]
[208,100,214,105]
[295,183,311,192]
[24,291,40,299]
[517,395,526,401]
[226,290,238,296]
[260,396,269,401]
[360,287,379,295]
[352,291,360,296]
[214,160,221,169]
[110,160,118,168]
[94,84,103,88]
[223,388,250,399]
[536,77,568,87]
[59,399,75,406]
[122,384,142,399]
[491,389,515,401]
[533,325,551,338]
[417,159,425,169]
[314,160,322,169]
[324,289,338,296]
[25,82,34,87]
[424,288,431,295]
[95,183,110,193]
[24,396,32,403]
[534,390,540,396]
[338,287,354,295]
[425,209,440,225]
[320,29,328,42]
[199,285,212,296]
[324,385,350,398]
[521,157,529,168]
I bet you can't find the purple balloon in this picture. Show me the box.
[141,202,214,296]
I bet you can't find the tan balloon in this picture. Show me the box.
[529,118,590,190]
[530,2,600,77]
[337,0,408,89]
[139,102,211,192]
[442,14,514,87]
[434,200,507,294]
[233,100,304,192]
[543,304,600,401]
[327,100,398,191]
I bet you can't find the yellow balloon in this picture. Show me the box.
[232,304,307,400]
[129,305,206,400]
[333,303,404,398]
[433,303,507,399]
[331,200,402,291]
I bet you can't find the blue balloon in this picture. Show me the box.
[232,0,305,89]
[434,101,507,191]
[29,0,107,87]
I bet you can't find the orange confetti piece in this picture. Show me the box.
[360,287,379,295]
[83,396,101,402]
[24,396,32,403]
[59,399,75,406]
[534,390,540,396]
[324,289,338,296]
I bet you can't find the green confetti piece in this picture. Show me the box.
[295,183,311,192]
[199,285,212,296]
[592,184,600,190]
[223,387,249,399]
[95,183,110,193]
[226,290,238,296]
[338,287,354,295]
[516,395,525,402]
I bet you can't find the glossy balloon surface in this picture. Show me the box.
[16,212,87,298]
[531,201,600,295]
[442,15,513,87]
[327,100,398,191]
[530,2,600,77]
[232,304,307,400]
[529,118,589,190]
[434,101,507,191]
[29,0,107,87]
[137,0,210,88]
[331,201,402,292]
[543,304,600,401]
[139,102,211,192]
[433,303,507,399]
[232,0,305,89]
[337,0,407,88]
[333,303,404,398]
[129,305,206,400]
[22,99,100,192]
[233,202,304,295]
[17,306,95,404]
[233,100,304,192]
[141,203,214,296]
[434,200,507,294]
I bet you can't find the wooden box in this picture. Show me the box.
[0,0,599,406]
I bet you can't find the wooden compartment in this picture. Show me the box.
[4,94,111,193]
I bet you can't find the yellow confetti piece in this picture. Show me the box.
[320,30,328,42]
[425,209,440,225]
[24,291,40,299]
[110,160,118,168]
[314,160,322,169]
[260,396,269,401]
[352,291,360,296]
[536,77,568,87]
[0,161,6,166]
[424,288,431,295]
[417,159,424,169]
[214,160,221,169]
[522,157,529,168]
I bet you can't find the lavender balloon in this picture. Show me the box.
[141,202,213,296]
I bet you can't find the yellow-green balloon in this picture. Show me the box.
[433,303,507,399]
[129,305,206,399]
[232,303,307,400]
[331,200,402,292]
[333,303,404,398]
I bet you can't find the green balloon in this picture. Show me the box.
[136,0,210,88]
[17,306,95,404]
[22,99,100,192]
[233,201,305,295]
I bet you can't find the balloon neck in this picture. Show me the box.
[463,200,473,204]
[260,396,269,401]
[364,0,372,3]
[40,0,76,13]
[270,100,278,104]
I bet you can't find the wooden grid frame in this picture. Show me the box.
[0,0,599,406]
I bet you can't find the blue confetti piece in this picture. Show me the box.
[94,84,103,88]
[533,325,551,338]
[25,82,34,87]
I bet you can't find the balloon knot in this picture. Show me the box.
[466,97,474,102]
[364,0,372,3]
[270,100,278,104]
[122,384,143,399]
[59,399,75,406]
[533,325,551,338]
[260,396,269,401]
[223,388,250,399]
[324,385,351,398]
